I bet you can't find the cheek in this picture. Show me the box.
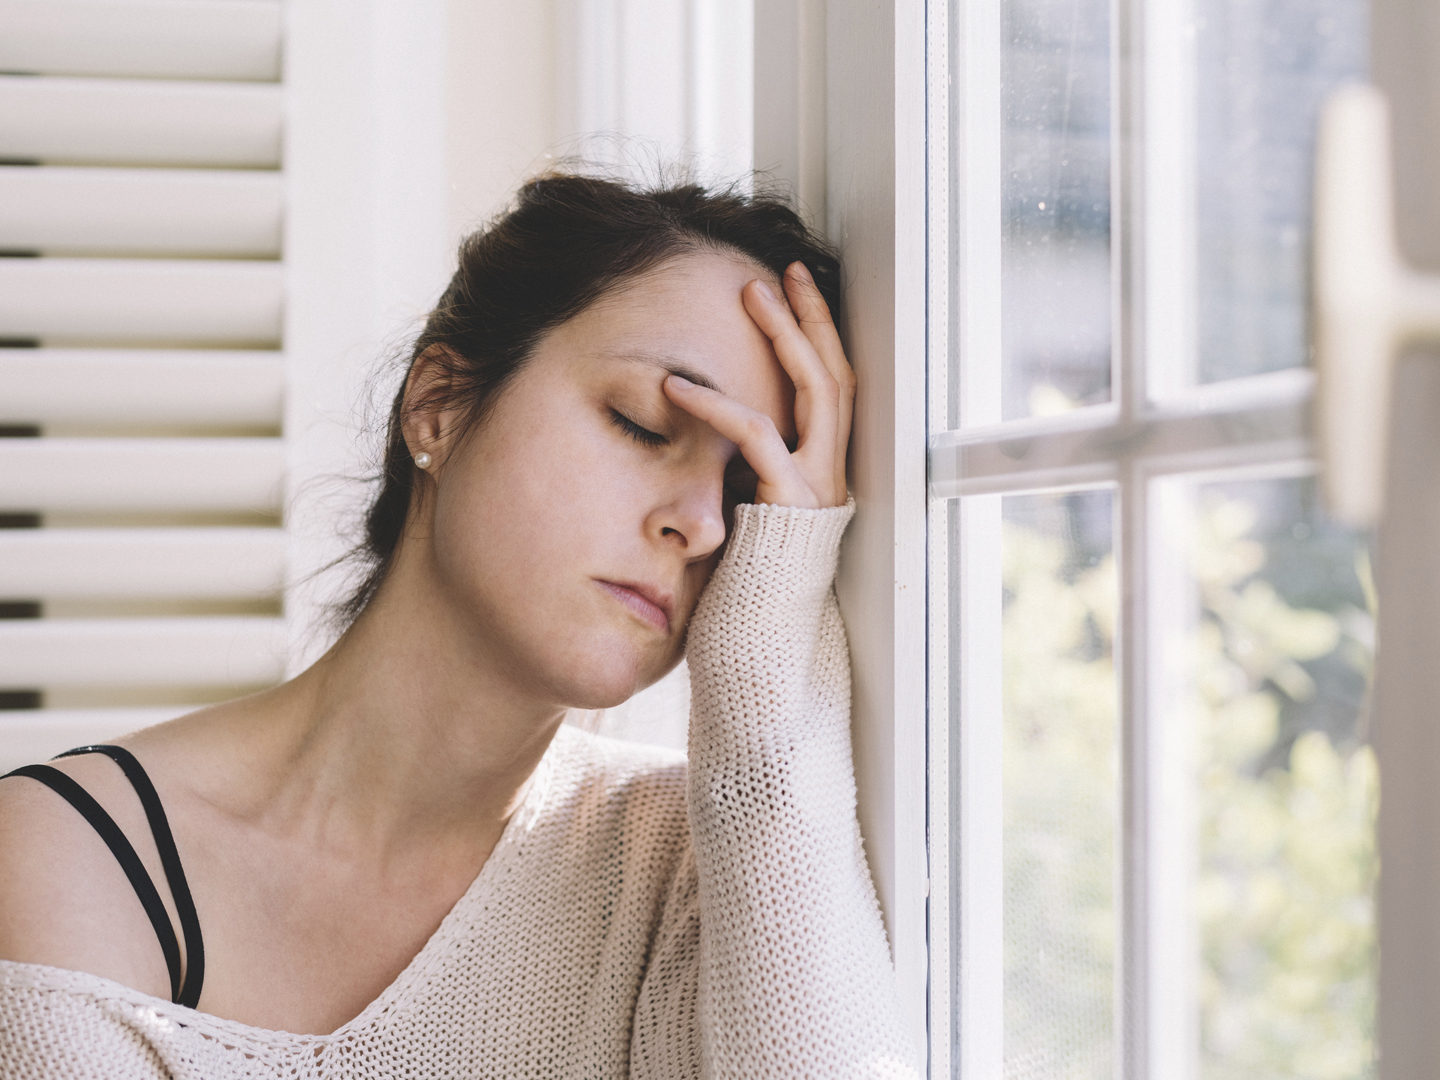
[426,415,689,705]
[440,443,577,578]
[431,408,649,601]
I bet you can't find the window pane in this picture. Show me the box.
[1002,490,1117,1078]
[1195,0,1367,383]
[1001,0,1111,419]
[1159,475,1376,1078]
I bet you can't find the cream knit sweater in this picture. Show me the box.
[0,501,922,1079]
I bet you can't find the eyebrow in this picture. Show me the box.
[609,353,725,395]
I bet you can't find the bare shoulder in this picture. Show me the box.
[0,750,176,999]
[0,689,290,1004]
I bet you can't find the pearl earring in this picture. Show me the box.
[414,451,432,469]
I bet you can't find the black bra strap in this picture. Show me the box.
[56,746,205,1008]
[5,763,186,1003]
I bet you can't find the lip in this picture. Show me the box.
[595,579,674,634]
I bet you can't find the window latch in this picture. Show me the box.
[1314,83,1440,527]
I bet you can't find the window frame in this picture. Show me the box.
[1370,0,1440,1071]
[921,0,1333,1074]
[815,0,932,1055]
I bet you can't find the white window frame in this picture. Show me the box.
[813,0,932,1056]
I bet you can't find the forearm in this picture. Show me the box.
[683,501,921,1078]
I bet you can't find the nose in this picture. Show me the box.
[645,474,728,558]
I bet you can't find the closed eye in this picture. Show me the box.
[610,409,668,447]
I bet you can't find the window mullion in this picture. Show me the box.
[929,395,1312,499]
[926,0,954,1072]
[1116,0,1150,1070]
[950,494,1006,1080]
[953,0,1003,429]
[1115,0,1145,423]
[1118,457,1151,1080]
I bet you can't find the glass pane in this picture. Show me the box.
[1162,475,1377,1078]
[1002,490,1117,1078]
[1195,0,1368,382]
[1001,0,1112,419]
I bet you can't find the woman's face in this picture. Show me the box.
[415,252,797,710]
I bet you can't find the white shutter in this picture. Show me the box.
[0,0,287,773]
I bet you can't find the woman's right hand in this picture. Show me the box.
[662,261,854,510]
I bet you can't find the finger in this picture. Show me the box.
[783,263,854,494]
[783,262,850,384]
[742,280,837,408]
[663,375,819,508]
[740,278,847,503]
[741,279,841,453]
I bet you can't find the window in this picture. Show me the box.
[926,0,1378,1076]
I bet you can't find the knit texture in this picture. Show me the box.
[0,500,921,1079]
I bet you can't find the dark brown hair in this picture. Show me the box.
[336,172,841,627]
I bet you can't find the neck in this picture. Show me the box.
[193,552,567,860]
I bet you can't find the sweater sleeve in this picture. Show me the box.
[632,500,923,1079]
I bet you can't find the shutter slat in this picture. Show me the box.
[0,528,286,599]
[0,1,282,82]
[0,707,196,773]
[0,166,282,257]
[0,438,285,513]
[0,616,288,687]
[0,349,283,427]
[0,259,282,345]
[0,76,282,167]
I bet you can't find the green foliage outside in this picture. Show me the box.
[999,487,1376,1080]
[1192,494,1376,1080]
[1002,502,1117,1080]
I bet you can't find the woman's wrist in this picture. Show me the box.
[726,498,854,570]
[690,498,855,634]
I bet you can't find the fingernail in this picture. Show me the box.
[791,262,814,283]
[755,280,777,302]
[667,374,694,389]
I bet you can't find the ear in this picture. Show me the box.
[400,346,466,472]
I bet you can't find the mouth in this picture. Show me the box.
[595,580,673,634]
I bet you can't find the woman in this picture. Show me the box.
[0,176,919,1078]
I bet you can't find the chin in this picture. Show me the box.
[562,678,644,712]
[550,641,676,711]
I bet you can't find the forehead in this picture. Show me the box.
[542,252,794,432]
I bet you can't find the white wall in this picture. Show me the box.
[447,0,561,237]
[283,0,453,671]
